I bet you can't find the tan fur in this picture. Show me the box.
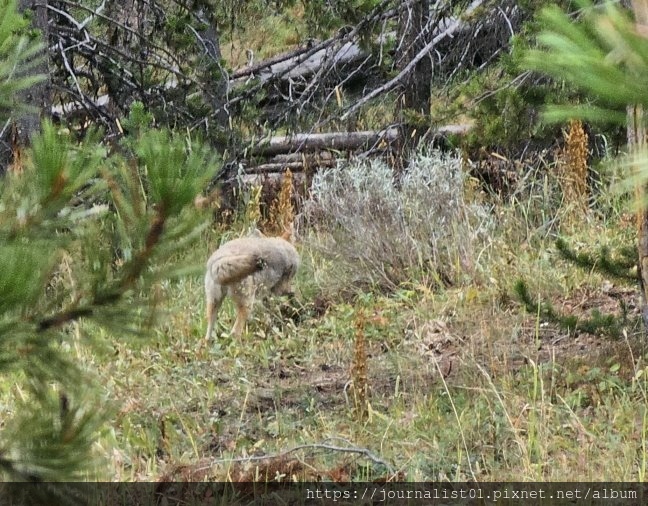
[204,228,299,339]
[207,254,266,285]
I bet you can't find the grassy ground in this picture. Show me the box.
[74,158,648,483]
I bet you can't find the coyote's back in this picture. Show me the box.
[204,230,300,339]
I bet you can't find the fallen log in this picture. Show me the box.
[239,172,307,186]
[248,128,399,157]
[260,152,333,164]
[247,124,470,157]
[243,151,335,170]
[244,159,337,175]
[230,44,318,81]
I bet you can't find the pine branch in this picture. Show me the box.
[555,238,637,282]
[0,456,41,482]
[513,279,626,338]
[36,210,167,333]
[37,307,95,333]
[121,210,167,288]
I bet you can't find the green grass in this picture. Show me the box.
[62,183,645,482]
[0,160,644,483]
[101,0,648,483]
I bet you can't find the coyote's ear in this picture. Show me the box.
[249,228,265,238]
[280,222,296,243]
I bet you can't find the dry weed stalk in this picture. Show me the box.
[351,310,369,420]
[8,125,26,175]
[560,119,589,210]
[266,169,294,234]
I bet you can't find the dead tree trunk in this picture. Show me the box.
[9,0,51,172]
[192,6,229,140]
[395,0,432,165]
[628,104,648,327]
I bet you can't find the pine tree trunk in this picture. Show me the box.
[630,0,648,327]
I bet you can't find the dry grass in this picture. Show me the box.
[221,4,306,69]
[243,184,262,227]
[350,309,369,421]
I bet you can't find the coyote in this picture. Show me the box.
[204,228,300,339]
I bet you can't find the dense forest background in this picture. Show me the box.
[2,0,648,496]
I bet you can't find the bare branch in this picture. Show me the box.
[340,0,484,120]
[226,0,409,111]
[230,44,322,80]
[57,40,83,97]
[47,3,85,31]
[194,440,396,475]
[54,0,186,71]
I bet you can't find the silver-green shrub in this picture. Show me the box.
[300,149,492,294]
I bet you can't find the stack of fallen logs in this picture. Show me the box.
[235,125,470,186]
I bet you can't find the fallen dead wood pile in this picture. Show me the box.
[231,124,471,186]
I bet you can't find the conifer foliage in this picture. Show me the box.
[0,1,215,484]
[0,0,44,124]
[514,239,636,339]
[517,0,648,337]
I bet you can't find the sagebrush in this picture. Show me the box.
[300,150,492,295]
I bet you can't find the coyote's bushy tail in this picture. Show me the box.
[208,254,266,285]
